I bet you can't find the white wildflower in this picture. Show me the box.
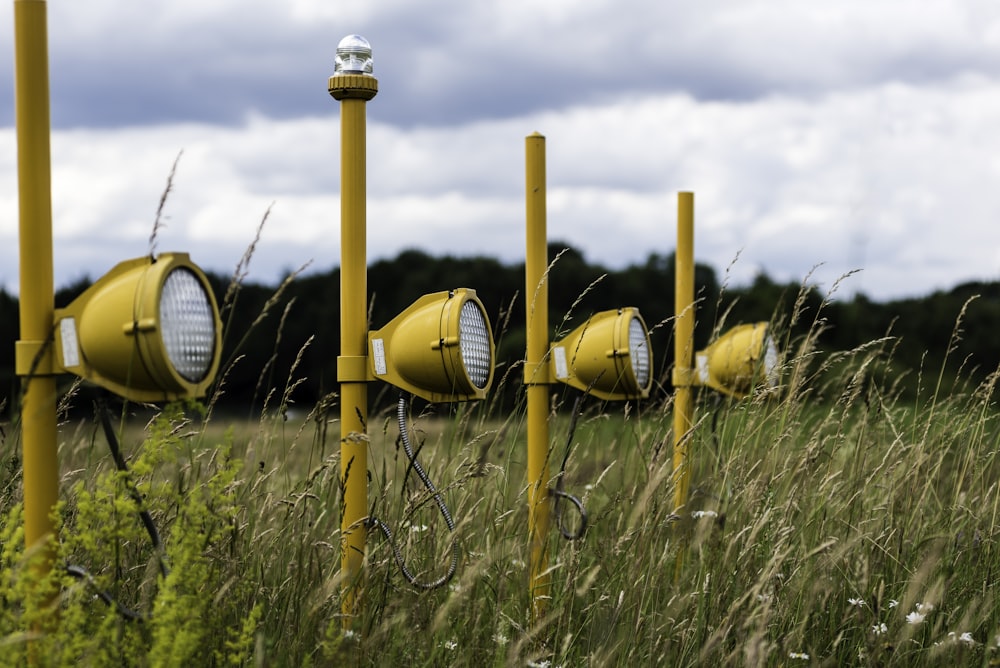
[410,524,429,533]
[888,599,899,608]
[788,652,810,660]
[493,632,509,646]
[916,602,934,613]
[692,510,718,519]
[948,631,975,646]
[343,629,358,641]
[906,611,925,625]
[872,622,888,635]
[848,597,866,608]
[444,640,458,651]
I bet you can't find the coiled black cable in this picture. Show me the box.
[366,393,458,590]
[552,394,588,540]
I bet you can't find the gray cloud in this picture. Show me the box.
[4,1,1000,129]
[3,1,1000,301]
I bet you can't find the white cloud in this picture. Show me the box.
[4,2,1000,301]
[4,71,1000,300]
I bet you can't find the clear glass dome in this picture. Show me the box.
[334,34,373,75]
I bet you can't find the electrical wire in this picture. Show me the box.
[65,565,145,622]
[551,394,588,540]
[366,392,458,590]
[96,401,169,580]
[64,399,169,621]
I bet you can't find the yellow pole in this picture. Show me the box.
[672,192,695,513]
[524,133,552,620]
[13,0,60,600]
[329,67,378,624]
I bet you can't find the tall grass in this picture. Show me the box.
[3,257,1000,665]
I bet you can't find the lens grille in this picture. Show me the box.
[763,336,780,388]
[458,300,492,389]
[160,268,217,382]
[628,316,650,390]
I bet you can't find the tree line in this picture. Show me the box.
[2,242,999,417]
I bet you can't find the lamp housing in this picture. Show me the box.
[53,253,222,403]
[695,322,778,398]
[550,307,652,401]
[368,288,495,403]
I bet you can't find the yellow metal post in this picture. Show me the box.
[524,133,552,620]
[672,192,695,513]
[329,69,378,624]
[14,0,60,598]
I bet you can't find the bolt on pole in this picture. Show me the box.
[524,132,553,621]
[13,0,61,612]
[328,35,378,626]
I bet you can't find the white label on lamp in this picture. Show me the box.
[372,338,387,375]
[695,353,709,384]
[553,346,568,379]
[60,317,80,368]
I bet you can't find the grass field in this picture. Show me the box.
[3,302,1000,667]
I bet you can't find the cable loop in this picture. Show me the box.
[552,393,590,541]
[366,517,458,590]
[551,487,587,540]
[368,393,459,590]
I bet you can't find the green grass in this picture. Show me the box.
[3,303,1000,667]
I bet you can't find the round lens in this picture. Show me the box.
[458,300,492,389]
[160,268,217,382]
[628,316,650,390]
[763,335,779,388]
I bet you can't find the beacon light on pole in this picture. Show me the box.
[694,322,779,398]
[368,288,495,403]
[52,253,222,403]
[334,34,374,75]
[550,307,653,401]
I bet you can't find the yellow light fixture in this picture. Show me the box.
[550,307,652,401]
[53,253,222,403]
[368,288,495,402]
[694,322,778,398]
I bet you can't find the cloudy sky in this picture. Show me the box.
[2,0,1000,302]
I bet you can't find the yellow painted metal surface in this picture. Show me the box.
[695,322,774,398]
[329,79,377,622]
[550,307,652,400]
[14,0,60,596]
[52,253,222,402]
[524,133,552,620]
[673,192,695,513]
[368,289,494,402]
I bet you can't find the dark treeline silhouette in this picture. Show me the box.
[2,242,999,417]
